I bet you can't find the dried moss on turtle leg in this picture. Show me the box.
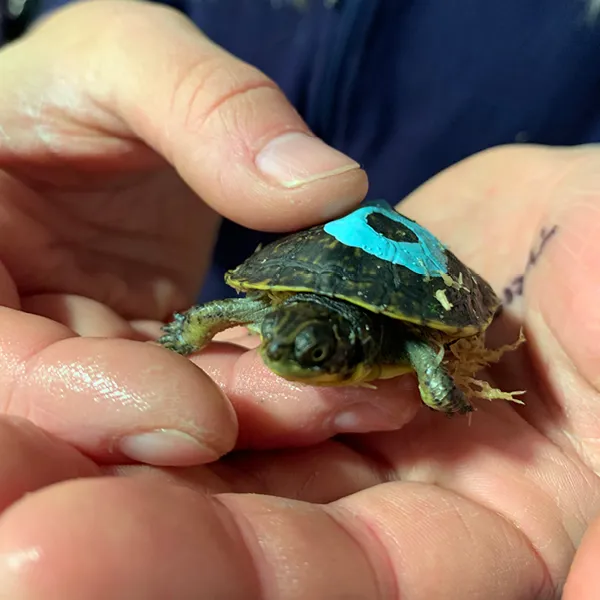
[436,329,526,406]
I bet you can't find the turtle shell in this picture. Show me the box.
[225,200,500,336]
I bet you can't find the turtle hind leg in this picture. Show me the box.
[403,338,473,415]
[158,297,271,356]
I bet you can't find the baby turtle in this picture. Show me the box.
[159,200,523,414]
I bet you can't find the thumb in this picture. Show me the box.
[26,1,368,231]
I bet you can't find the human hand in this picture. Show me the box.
[2,134,600,596]
[0,0,375,467]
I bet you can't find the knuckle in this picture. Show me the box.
[168,55,280,138]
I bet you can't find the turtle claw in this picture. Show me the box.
[158,318,196,356]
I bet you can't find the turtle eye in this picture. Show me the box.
[295,341,334,367]
[311,346,327,361]
[294,325,336,367]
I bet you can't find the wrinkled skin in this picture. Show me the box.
[0,2,599,598]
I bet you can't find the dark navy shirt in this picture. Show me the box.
[21,0,600,299]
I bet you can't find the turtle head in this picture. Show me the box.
[258,295,374,384]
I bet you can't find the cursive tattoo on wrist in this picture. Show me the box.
[503,225,558,305]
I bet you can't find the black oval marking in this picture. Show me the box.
[366,212,419,244]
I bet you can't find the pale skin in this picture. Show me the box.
[0,1,599,597]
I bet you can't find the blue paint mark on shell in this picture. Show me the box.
[323,199,449,277]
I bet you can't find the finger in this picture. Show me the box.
[330,482,551,599]
[0,478,550,599]
[0,478,266,600]
[14,1,368,231]
[191,342,421,449]
[0,478,380,599]
[129,320,245,344]
[22,293,139,339]
[115,438,385,503]
[213,326,259,347]
[0,307,238,466]
[0,415,98,512]
[129,319,166,342]
[564,515,600,600]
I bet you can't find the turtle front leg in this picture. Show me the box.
[158,297,271,356]
[403,338,473,415]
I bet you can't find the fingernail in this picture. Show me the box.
[256,132,360,188]
[333,404,400,434]
[118,429,218,466]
